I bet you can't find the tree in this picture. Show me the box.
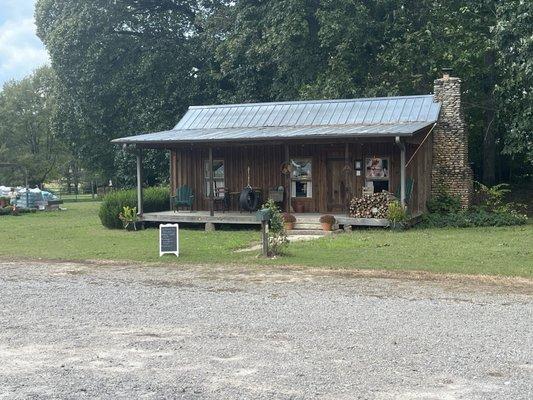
[0,67,68,186]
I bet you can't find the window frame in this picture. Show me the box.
[290,158,313,198]
[204,159,225,197]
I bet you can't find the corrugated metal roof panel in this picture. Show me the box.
[112,121,437,145]
[114,95,440,144]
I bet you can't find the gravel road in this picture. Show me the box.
[0,261,531,400]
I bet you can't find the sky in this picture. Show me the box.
[0,0,49,87]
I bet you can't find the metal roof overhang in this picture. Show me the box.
[112,121,436,146]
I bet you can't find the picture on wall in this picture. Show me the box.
[365,157,389,180]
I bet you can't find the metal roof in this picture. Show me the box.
[112,95,440,145]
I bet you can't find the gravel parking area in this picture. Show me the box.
[0,261,531,399]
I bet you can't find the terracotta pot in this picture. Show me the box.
[294,203,304,213]
[284,222,294,230]
[321,222,332,232]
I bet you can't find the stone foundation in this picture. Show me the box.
[431,75,473,207]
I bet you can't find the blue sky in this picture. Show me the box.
[0,0,49,87]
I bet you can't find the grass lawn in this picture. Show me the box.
[1,202,531,277]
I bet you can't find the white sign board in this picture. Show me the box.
[159,224,179,257]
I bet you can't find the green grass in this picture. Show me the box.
[1,202,531,277]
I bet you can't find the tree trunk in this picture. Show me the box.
[482,50,496,185]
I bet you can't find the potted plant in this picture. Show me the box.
[319,215,336,232]
[118,206,141,231]
[282,213,296,230]
[387,200,407,231]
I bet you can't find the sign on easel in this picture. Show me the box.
[159,224,179,257]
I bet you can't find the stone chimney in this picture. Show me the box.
[431,69,473,207]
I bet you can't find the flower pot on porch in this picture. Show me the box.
[321,223,333,232]
[284,222,294,231]
[294,203,304,213]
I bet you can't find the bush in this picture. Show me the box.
[387,200,407,224]
[419,209,527,228]
[427,190,462,214]
[282,213,296,223]
[262,199,288,256]
[99,187,170,229]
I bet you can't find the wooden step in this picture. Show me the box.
[286,229,342,236]
[293,223,322,230]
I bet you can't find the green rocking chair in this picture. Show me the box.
[395,177,414,205]
[172,185,195,212]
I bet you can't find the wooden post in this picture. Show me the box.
[136,147,144,216]
[261,220,269,257]
[209,146,214,216]
[284,143,291,213]
[395,137,406,206]
[344,142,350,213]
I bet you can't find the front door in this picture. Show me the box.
[326,158,347,212]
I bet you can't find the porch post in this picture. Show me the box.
[208,146,214,216]
[136,147,144,215]
[284,143,291,213]
[395,137,406,206]
[344,143,350,213]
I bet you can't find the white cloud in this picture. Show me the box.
[0,1,49,86]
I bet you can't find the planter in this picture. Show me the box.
[284,222,294,231]
[321,222,333,232]
[294,202,305,213]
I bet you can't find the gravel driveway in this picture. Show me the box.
[0,261,531,400]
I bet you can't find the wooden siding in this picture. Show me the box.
[169,135,432,214]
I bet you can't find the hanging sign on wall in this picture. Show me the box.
[159,224,179,257]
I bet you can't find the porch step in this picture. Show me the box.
[286,229,342,236]
[293,222,323,230]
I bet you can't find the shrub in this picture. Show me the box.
[387,200,407,224]
[419,209,527,228]
[262,199,288,256]
[427,190,462,214]
[99,187,170,229]
[319,214,336,224]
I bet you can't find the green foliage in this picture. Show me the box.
[387,201,407,224]
[118,206,138,229]
[99,187,170,229]
[473,181,511,212]
[423,184,527,228]
[262,199,288,256]
[0,67,69,186]
[419,209,527,228]
[427,191,462,214]
[32,0,532,184]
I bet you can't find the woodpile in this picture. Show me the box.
[349,192,395,218]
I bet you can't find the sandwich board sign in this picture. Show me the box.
[159,224,179,257]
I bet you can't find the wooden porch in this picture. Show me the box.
[141,210,390,227]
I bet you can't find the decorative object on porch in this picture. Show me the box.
[387,201,407,231]
[349,192,395,219]
[239,186,260,212]
[319,215,336,231]
[118,206,141,231]
[172,185,194,212]
[214,187,229,212]
[282,212,296,230]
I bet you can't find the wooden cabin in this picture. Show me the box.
[112,72,473,227]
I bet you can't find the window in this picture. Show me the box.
[204,160,224,196]
[290,158,312,198]
[365,157,389,193]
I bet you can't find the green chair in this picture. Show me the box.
[395,177,414,204]
[172,185,194,212]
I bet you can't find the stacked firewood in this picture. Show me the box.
[349,192,395,218]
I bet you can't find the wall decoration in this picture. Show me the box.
[365,157,389,180]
